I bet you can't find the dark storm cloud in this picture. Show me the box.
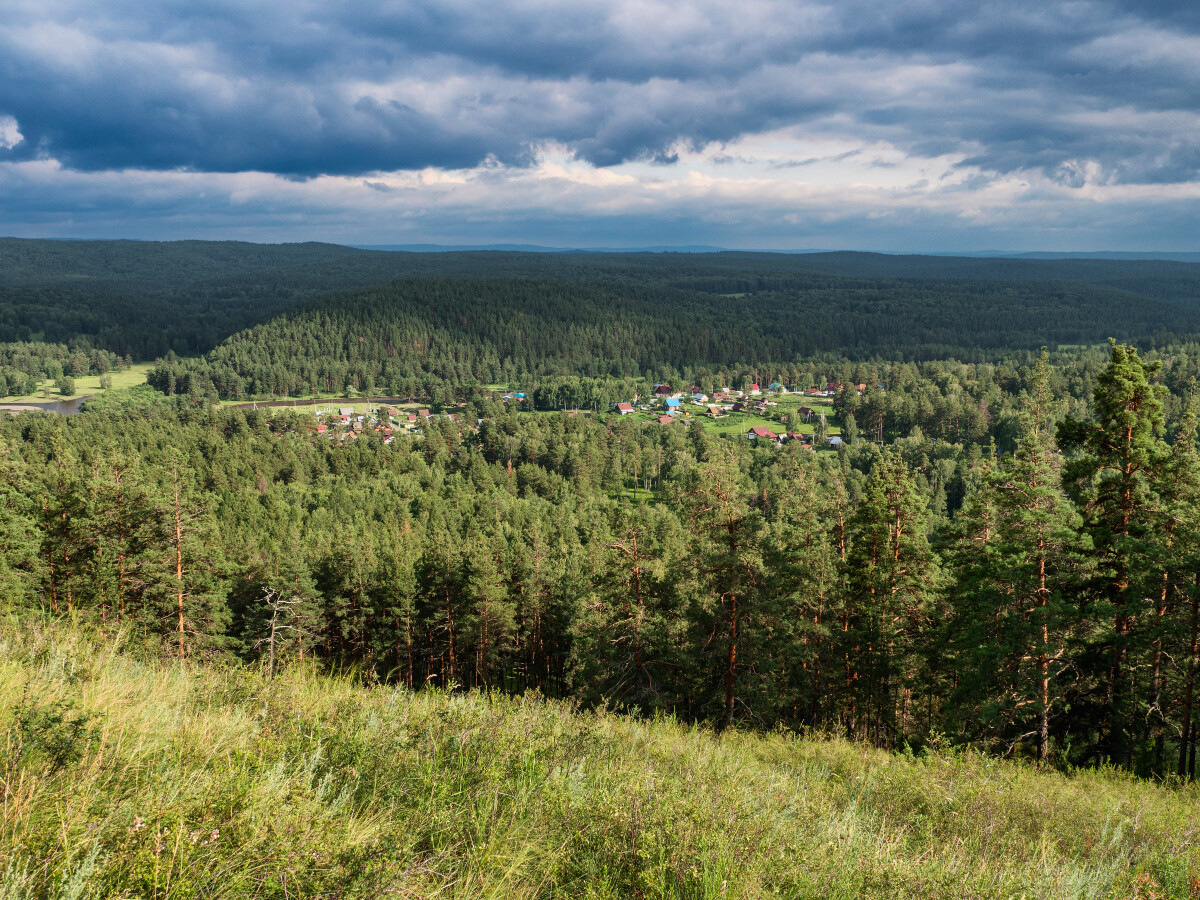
[0,0,1196,183]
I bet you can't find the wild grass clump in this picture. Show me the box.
[1,620,1197,898]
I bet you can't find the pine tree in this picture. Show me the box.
[1058,340,1168,768]
[1159,389,1200,778]
[0,437,41,611]
[946,353,1086,761]
[761,449,843,728]
[574,503,687,712]
[682,443,767,728]
[842,447,936,746]
[143,455,232,658]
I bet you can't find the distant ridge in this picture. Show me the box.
[978,251,1200,263]
[351,243,729,253]
[351,243,1200,263]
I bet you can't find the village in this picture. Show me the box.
[297,381,854,449]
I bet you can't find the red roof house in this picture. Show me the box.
[748,426,779,441]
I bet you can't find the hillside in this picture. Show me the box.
[149,270,1200,402]
[4,238,1200,369]
[4,621,1197,899]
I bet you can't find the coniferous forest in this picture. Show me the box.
[3,241,1200,780]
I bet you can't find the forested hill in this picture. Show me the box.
[0,239,417,358]
[150,270,1200,401]
[4,238,1200,365]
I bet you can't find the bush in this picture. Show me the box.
[11,693,98,773]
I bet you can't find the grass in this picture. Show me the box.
[0,364,154,403]
[2,620,1198,899]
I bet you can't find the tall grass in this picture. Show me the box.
[1,619,1197,898]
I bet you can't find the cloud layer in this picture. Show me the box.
[0,0,1197,247]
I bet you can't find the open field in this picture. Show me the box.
[3,620,1197,899]
[0,363,154,403]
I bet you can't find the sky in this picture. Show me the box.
[0,0,1198,251]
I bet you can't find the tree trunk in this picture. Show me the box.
[724,593,738,730]
[173,470,185,661]
[1180,573,1200,778]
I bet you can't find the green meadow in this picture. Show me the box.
[0,363,154,403]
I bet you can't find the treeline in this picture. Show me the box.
[146,272,1200,403]
[4,343,1200,776]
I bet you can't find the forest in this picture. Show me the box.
[4,338,1200,778]
[144,273,1200,404]
[4,241,1200,775]
[6,238,1200,395]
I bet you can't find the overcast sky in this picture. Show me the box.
[1,0,1198,250]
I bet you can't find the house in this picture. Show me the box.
[785,432,807,443]
[386,407,400,417]
[316,423,326,434]
[707,405,724,418]
[664,397,681,411]
[418,409,431,418]
[654,384,675,396]
[339,407,354,417]
[748,426,779,442]
[855,384,866,393]
[749,384,761,395]
[692,392,708,403]
[615,402,634,415]
[753,400,769,413]
[798,406,815,421]
[827,435,843,447]
[768,382,782,391]
[657,415,675,424]
[731,402,747,413]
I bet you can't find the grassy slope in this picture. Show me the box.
[3,622,1198,899]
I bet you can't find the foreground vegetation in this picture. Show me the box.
[7,341,1200,778]
[4,620,1198,899]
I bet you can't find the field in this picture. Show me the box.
[3,619,1197,899]
[604,394,843,443]
[0,363,153,403]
